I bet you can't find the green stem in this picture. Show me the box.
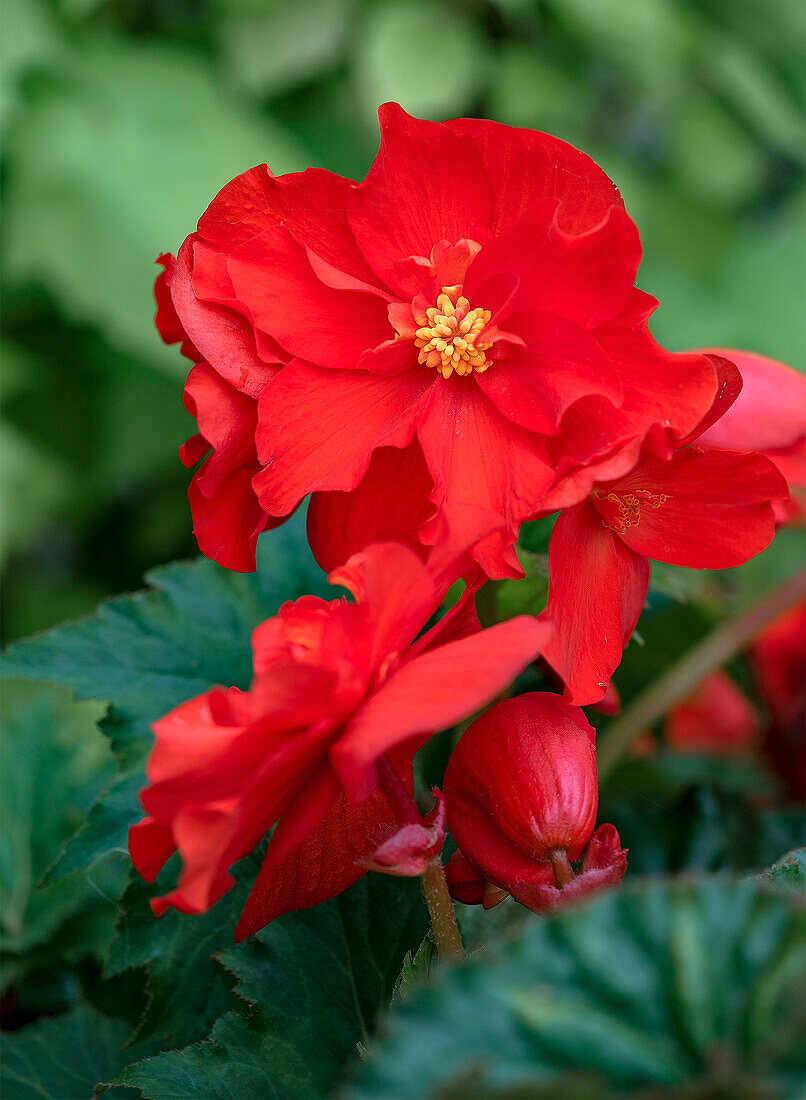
[598,568,806,779]
[421,859,464,961]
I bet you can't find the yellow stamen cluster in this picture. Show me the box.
[414,288,492,379]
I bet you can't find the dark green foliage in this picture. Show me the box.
[116,875,429,1100]
[350,878,806,1099]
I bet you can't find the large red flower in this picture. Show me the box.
[129,536,550,937]
[156,105,721,578]
[541,442,788,705]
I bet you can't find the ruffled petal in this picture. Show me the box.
[476,312,622,435]
[697,349,806,458]
[170,238,279,398]
[307,441,436,573]
[234,750,415,938]
[597,448,787,568]
[226,226,391,369]
[541,503,650,705]
[416,383,554,578]
[446,116,624,237]
[347,104,493,296]
[466,200,641,329]
[254,361,432,516]
[593,290,719,444]
[198,163,381,287]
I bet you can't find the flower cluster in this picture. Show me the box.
[133,104,798,940]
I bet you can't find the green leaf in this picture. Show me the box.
[0,1002,143,1100]
[103,857,260,1049]
[1,514,329,884]
[354,0,489,121]
[0,678,119,990]
[117,874,429,1100]
[3,29,307,371]
[758,848,806,897]
[351,877,806,1098]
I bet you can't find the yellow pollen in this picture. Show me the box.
[413,288,492,379]
[593,489,667,535]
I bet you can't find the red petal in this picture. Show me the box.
[592,290,720,445]
[226,226,391,369]
[169,238,279,398]
[254,361,432,516]
[698,349,806,457]
[129,817,176,883]
[476,312,622,435]
[328,541,440,671]
[198,164,380,287]
[417,383,554,579]
[446,117,624,238]
[466,200,641,329]
[541,503,649,705]
[154,253,195,352]
[331,616,551,800]
[234,754,415,938]
[598,448,787,568]
[188,470,274,574]
[347,104,493,296]
[308,441,436,573]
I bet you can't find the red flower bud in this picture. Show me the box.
[443,692,627,914]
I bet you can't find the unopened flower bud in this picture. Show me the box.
[443,692,627,914]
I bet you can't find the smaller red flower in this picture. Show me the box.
[541,406,789,704]
[129,535,550,938]
[696,349,806,523]
[664,671,761,756]
[443,693,627,914]
[751,600,806,800]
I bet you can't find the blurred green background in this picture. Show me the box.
[2,0,805,644]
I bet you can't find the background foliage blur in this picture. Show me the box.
[2,0,805,645]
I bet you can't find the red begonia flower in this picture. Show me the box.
[156,105,721,577]
[664,671,761,755]
[695,349,806,524]
[751,600,806,800]
[541,439,789,705]
[128,539,550,937]
[443,692,627,913]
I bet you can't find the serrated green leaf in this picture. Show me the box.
[0,678,119,991]
[758,848,806,897]
[0,1002,146,1100]
[103,856,260,1049]
[117,874,429,1099]
[350,878,806,1098]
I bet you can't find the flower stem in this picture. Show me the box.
[598,568,806,779]
[421,859,464,961]
[550,850,574,887]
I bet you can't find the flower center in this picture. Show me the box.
[592,489,667,535]
[414,286,492,380]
